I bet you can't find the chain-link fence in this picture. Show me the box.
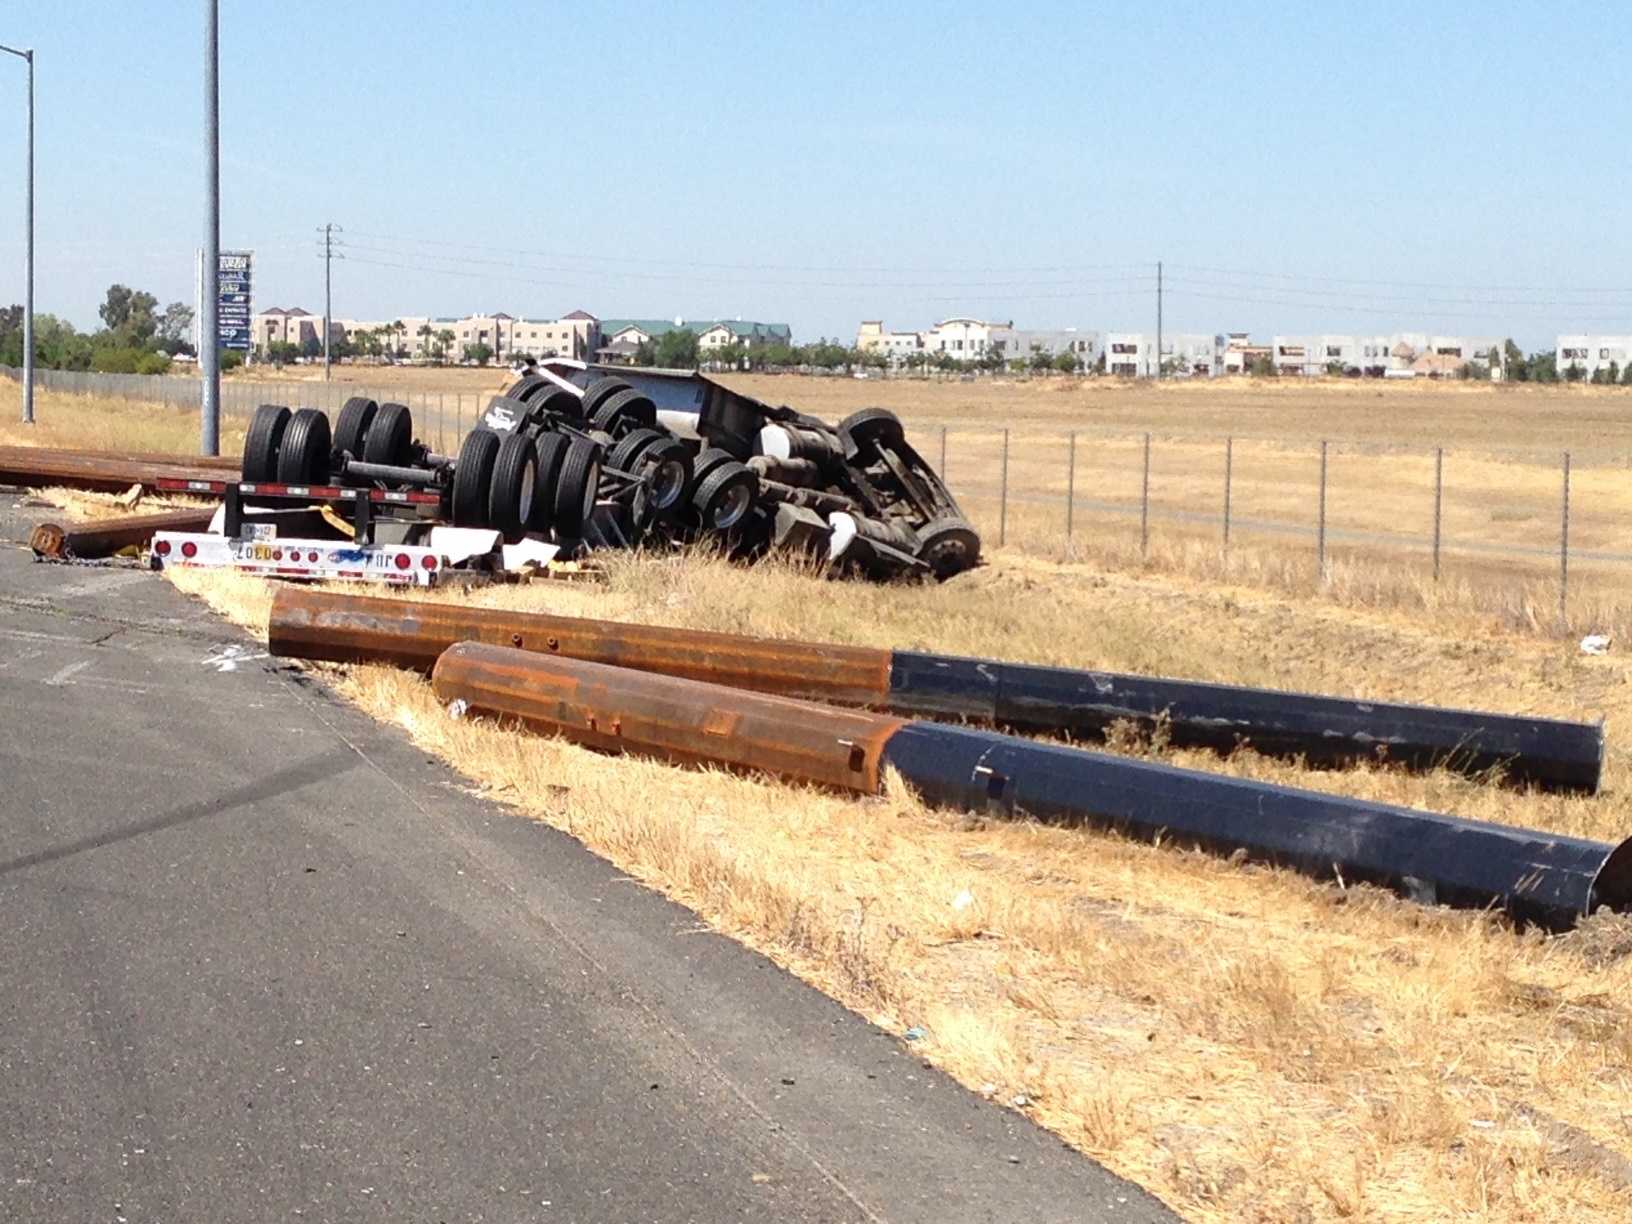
[6,366,1625,620]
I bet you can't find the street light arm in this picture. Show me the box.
[0,44,33,61]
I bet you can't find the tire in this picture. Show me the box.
[686,447,737,497]
[333,397,377,460]
[363,401,413,467]
[637,437,693,516]
[242,404,291,482]
[915,515,982,580]
[506,373,546,403]
[552,437,603,538]
[275,408,333,485]
[535,387,582,420]
[488,431,539,540]
[607,428,663,474]
[451,428,502,527]
[528,433,571,533]
[580,375,631,421]
[691,461,759,531]
[838,407,904,461]
[591,387,656,435]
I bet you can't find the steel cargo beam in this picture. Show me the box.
[0,445,230,493]
[29,507,218,559]
[430,643,1632,931]
[269,588,1604,790]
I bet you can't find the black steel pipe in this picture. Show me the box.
[880,721,1632,932]
[889,652,1605,793]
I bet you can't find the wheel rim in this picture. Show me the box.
[712,483,751,528]
[650,460,686,510]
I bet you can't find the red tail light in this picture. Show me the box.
[393,552,411,571]
[421,554,438,570]
[307,550,319,563]
[154,539,172,557]
[180,541,198,559]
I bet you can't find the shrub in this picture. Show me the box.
[220,350,243,372]
[135,352,171,376]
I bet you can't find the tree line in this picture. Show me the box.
[0,284,195,374]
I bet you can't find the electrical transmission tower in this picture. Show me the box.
[318,223,344,379]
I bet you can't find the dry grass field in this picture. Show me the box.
[8,390,1632,1219]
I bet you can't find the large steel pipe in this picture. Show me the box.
[433,640,904,791]
[430,644,1632,931]
[0,445,230,493]
[30,507,217,559]
[271,588,1604,790]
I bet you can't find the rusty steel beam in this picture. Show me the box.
[430,643,1632,930]
[29,507,218,559]
[433,640,904,791]
[0,445,230,494]
[269,587,1604,790]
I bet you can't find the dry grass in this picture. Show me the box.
[0,387,247,457]
[165,546,1632,1223]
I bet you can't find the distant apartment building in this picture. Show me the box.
[1221,333,1271,374]
[252,307,326,351]
[856,320,926,359]
[250,309,603,362]
[925,317,1008,358]
[858,319,1099,366]
[1556,335,1632,380]
[1104,333,1222,377]
[1271,333,1501,377]
[600,317,791,353]
[989,328,1102,367]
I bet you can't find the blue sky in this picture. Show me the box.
[0,1,1626,349]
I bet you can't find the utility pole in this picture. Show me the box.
[1155,259,1163,381]
[319,222,341,379]
[200,0,220,455]
[3,42,36,425]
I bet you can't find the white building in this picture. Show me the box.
[856,320,927,361]
[1104,332,1221,377]
[1557,335,1632,380]
[989,328,1102,369]
[1273,333,1503,377]
[924,317,1009,359]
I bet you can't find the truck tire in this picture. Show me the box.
[488,431,539,541]
[242,404,291,482]
[638,437,693,516]
[591,387,657,435]
[692,461,759,531]
[528,433,570,533]
[915,516,981,579]
[535,387,582,420]
[275,408,332,485]
[686,447,737,498]
[838,407,904,462]
[363,401,413,467]
[580,376,631,421]
[452,428,501,527]
[552,437,602,538]
[333,397,377,460]
[505,373,546,403]
[607,428,663,474]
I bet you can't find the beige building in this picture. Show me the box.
[250,308,601,362]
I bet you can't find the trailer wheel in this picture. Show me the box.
[505,373,546,403]
[638,437,693,516]
[275,408,333,485]
[364,402,414,467]
[591,387,657,435]
[686,447,737,498]
[528,433,571,533]
[242,404,291,482]
[838,407,905,462]
[915,516,981,579]
[607,428,663,474]
[552,437,603,538]
[489,432,539,541]
[580,376,631,421]
[692,461,759,531]
[333,397,377,461]
[452,428,502,527]
[535,387,582,420]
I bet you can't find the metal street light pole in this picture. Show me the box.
[199,0,220,455]
[0,42,34,425]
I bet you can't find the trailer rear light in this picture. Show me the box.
[422,554,438,571]
[180,541,198,559]
[394,552,411,571]
[153,539,172,557]
[307,550,319,563]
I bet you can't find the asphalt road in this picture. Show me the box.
[0,496,1174,1224]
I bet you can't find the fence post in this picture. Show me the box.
[1560,450,1571,627]
[1222,435,1233,555]
[1432,447,1443,582]
[1317,439,1329,582]
[1140,432,1151,558]
[998,428,1009,547]
[1066,430,1076,537]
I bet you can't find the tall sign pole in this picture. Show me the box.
[200,0,220,455]
[0,43,33,424]
[1155,259,1163,381]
